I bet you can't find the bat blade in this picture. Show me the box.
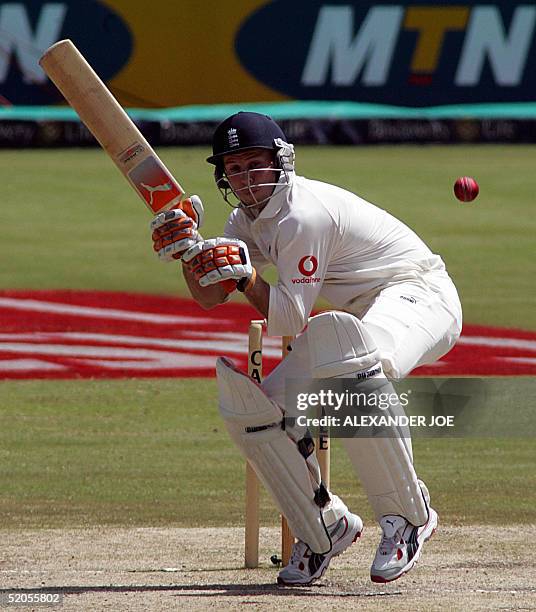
[39,39,185,213]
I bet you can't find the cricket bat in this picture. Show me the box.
[39,39,185,214]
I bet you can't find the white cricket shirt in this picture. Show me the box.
[224,174,448,336]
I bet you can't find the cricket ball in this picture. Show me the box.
[454,176,479,202]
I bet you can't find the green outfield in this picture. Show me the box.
[3,145,534,327]
[1,379,534,528]
[1,145,534,529]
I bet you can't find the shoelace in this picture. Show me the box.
[287,516,345,567]
[289,541,308,566]
[379,533,401,555]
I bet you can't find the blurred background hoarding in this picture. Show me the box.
[1,0,535,145]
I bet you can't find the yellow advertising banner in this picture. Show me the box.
[105,0,287,106]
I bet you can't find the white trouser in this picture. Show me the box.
[263,273,462,404]
[357,273,462,379]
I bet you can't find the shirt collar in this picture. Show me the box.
[255,171,294,221]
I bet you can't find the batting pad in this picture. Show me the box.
[307,311,429,526]
[341,377,429,526]
[216,357,332,554]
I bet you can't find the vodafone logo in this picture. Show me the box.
[298,255,318,277]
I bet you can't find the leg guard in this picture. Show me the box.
[216,357,332,554]
[340,413,429,525]
[307,311,381,378]
[307,311,429,526]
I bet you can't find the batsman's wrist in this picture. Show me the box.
[236,268,256,293]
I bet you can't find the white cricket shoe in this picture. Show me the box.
[277,511,363,586]
[370,508,438,583]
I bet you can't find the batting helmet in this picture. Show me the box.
[207,112,295,210]
[206,112,288,165]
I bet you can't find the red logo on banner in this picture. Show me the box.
[0,290,535,380]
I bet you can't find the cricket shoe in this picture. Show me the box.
[370,508,438,583]
[277,511,363,586]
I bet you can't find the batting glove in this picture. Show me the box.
[151,195,203,262]
[182,237,255,291]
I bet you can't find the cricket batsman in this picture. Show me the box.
[150,112,462,585]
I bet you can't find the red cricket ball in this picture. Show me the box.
[454,176,479,202]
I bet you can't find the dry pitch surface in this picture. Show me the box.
[1,525,534,611]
